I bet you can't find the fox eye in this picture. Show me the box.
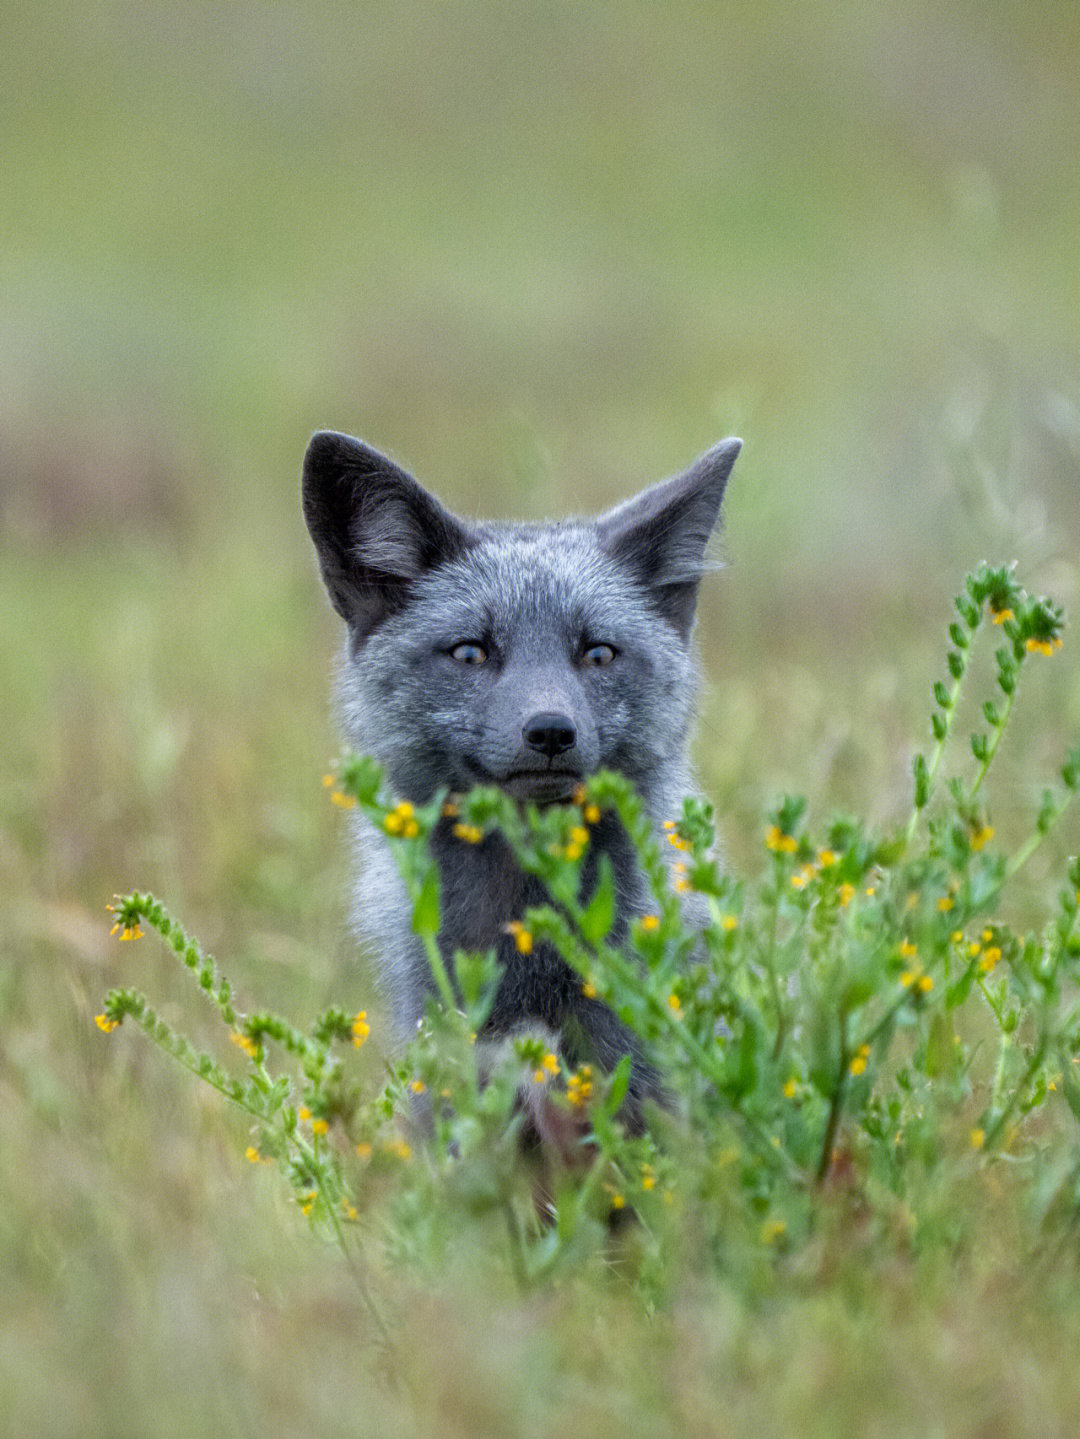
[450,641,488,666]
[581,642,617,668]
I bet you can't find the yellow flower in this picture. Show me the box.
[452,822,483,844]
[667,993,682,1014]
[667,832,692,852]
[409,1079,427,1095]
[298,1106,312,1121]
[937,895,955,912]
[312,1118,330,1136]
[991,608,1013,625]
[583,803,601,825]
[231,1031,259,1058]
[917,975,934,993]
[610,1193,626,1211]
[662,819,677,831]
[386,1138,412,1160]
[383,810,403,834]
[979,946,1003,973]
[899,940,917,959]
[641,1172,656,1191]
[115,925,144,941]
[721,913,739,932]
[330,790,356,809]
[569,826,589,847]
[970,825,995,851]
[970,1127,986,1150]
[301,1193,317,1216]
[245,1146,261,1163]
[1026,636,1062,656]
[849,1043,871,1076]
[782,1078,798,1099]
[351,1010,371,1046]
[566,1066,594,1107]
[441,799,459,818]
[766,826,797,854]
[94,1014,119,1033]
[506,921,533,955]
[640,913,661,932]
[356,1141,373,1160]
[838,883,855,908]
[817,849,836,868]
[343,1203,359,1222]
[564,842,584,862]
[581,980,598,999]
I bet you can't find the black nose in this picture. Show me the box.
[522,711,577,760]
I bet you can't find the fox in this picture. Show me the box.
[302,429,741,1142]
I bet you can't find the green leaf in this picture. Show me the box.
[579,854,616,945]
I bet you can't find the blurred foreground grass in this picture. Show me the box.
[4,2,1080,1434]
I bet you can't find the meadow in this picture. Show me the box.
[4,3,1080,1434]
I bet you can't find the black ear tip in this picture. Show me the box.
[304,430,355,473]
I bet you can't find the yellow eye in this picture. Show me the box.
[581,643,616,667]
[450,641,488,665]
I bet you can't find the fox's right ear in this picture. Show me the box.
[301,431,472,638]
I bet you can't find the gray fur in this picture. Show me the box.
[302,430,740,1126]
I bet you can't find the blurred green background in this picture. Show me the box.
[3,3,1080,1434]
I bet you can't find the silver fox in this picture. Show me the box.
[302,430,740,1133]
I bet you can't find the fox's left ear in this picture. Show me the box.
[596,438,741,638]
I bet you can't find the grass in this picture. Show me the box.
[4,2,1080,1434]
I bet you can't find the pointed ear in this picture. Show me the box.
[301,431,473,638]
[596,438,741,638]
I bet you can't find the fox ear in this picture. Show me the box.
[302,431,472,637]
[597,438,741,638]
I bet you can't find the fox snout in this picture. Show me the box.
[522,711,577,761]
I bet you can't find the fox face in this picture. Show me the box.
[302,431,741,812]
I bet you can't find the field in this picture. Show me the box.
[4,3,1080,1435]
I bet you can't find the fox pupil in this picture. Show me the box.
[581,643,616,667]
[450,641,487,665]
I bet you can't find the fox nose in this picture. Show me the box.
[522,711,577,760]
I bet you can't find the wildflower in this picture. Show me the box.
[312,1118,330,1136]
[343,1203,359,1222]
[950,930,963,945]
[899,940,917,959]
[639,913,661,932]
[1026,636,1062,656]
[452,822,483,844]
[386,1138,412,1160]
[610,1193,626,1211]
[330,790,356,809]
[356,1142,373,1160]
[917,975,934,993]
[581,980,597,999]
[937,895,955,912]
[667,993,682,1014]
[766,825,797,854]
[409,1078,427,1095]
[506,921,533,955]
[351,1010,371,1047]
[968,941,981,958]
[760,1218,787,1245]
[982,928,994,943]
[970,825,995,851]
[979,946,1003,973]
[991,608,1013,625]
[791,865,813,890]
[900,971,917,989]
[674,877,691,893]
[641,1168,657,1191]
[94,1014,119,1033]
[721,913,739,932]
[817,849,836,868]
[322,773,336,788]
[298,1107,312,1121]
[301,1193,317,1216]
[564,841,585,862]
[441,799,459,818]
[970,1128,986,1150]
[569,826,589,848]
[533,1051,560,1084]
[838,883,855,908]
[849,1043,871,1077]
[111,923,144,941]
[583,803,601,825]
[245,1146,261,1163]
[566,1066,594,1107]
[667,832,692,852]
[231,1031,259,1059]
[783,1078,799,1099]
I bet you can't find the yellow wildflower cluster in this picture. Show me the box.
[383,801,420,838]
[640,1162,657,1191]
[409,1078,427,1095]
[991,607,1013,625]
[849,1043,871,1077]
[351,1010,371,1047]
[564,825,590,862]
[900,969,934,994]
[566,1065,594,1108]
[639,913,661,932]
[532,1051,560,1084]
[663,819,693,854]
[231,1030,259,1059]
[581,979,598,999]
[452,821,484,844]
[323,774,356,809]
[667,992,682,1014]
[1026,636,1063,656]
[506,920,533,955]
[94,1013,119,1033]
[765,825,797,854]
[969,825,995,851]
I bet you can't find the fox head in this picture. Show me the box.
[302,431,740,807]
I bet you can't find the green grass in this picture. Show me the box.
[4,2,1080,1434]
